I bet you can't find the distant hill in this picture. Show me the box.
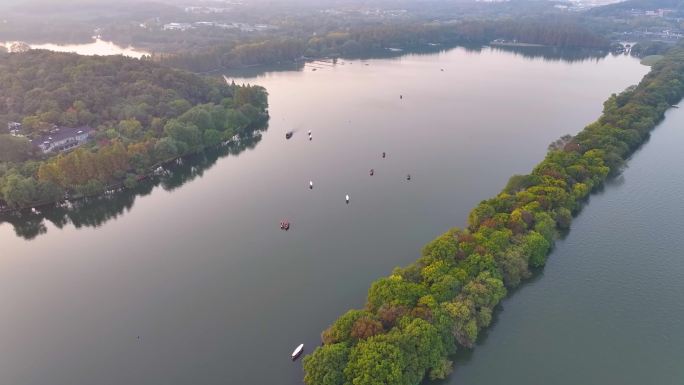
[588,0,684,15]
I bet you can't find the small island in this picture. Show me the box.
[0,50,268,210]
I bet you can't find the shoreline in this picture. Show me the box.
[0,133,251,215]
[303,43,684,384]
[490,42,546,47]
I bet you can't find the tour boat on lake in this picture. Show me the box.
[292,343,304,360]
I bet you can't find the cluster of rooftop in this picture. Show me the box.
[7,122,94,153]
[162,22,275,32]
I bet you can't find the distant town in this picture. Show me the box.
[161,21,276,32]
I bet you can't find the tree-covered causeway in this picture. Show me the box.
[303,43,684,385]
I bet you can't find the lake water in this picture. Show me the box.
[2,38,150,58]
[446,106,684,385]
[0,47,663,385]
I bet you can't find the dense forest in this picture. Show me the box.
[302,42,684,385]
[160,18,610,72]
[0,50,268,209]
[631,40,673,58]
[0,0,585,53]
[0,0,663,74]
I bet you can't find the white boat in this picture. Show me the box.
[309,181,313,189]
[292,343,304,360]
[345,194,350,203]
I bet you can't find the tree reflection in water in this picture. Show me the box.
[0,129,265,240]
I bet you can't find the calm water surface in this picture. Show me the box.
[0,48,657,385]
[447,106,684,385]
[3,39,150,58]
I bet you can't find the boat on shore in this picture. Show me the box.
[292,343,304,360]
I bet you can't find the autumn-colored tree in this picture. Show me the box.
[350,317,384,341]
